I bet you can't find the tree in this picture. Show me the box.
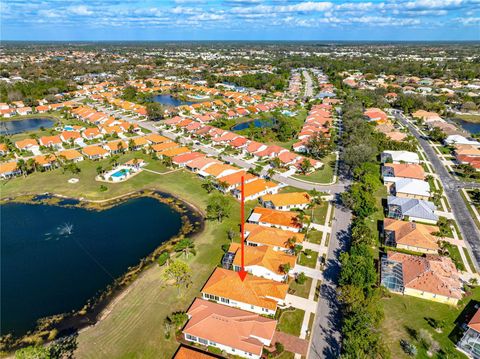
[122,86,137,102]
[267,167,275,179]
[280,263,291,275]
[428,127,446,142]
[146,102,165,121]
[96,165,103,175]
[15,346,51,359]
[201,178,216,194]
[296,272,307,284]
[174,238,196,258]
[206,194,231,222]
[285,236,298,250]
[306,132,331,159]
[163,260,192,295]
[298,158,312,175]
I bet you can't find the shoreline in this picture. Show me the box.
[0,189,205,353]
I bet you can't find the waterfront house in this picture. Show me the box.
[173,346,221,359]
[0,161,21,179]
[183,298,276,359]
[199,163,239,179]
[260,192,311,211]
[214,170,257,193]
[201,267,288,316]
[233,178,281,202]
[224,243,296,282]
[248,207,306,233]
[244,223,304,252]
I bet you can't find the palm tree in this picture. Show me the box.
[267,167,275,179]
[285,236,297,251]
[175,238,196,258]
[17,159,27,176]
[26,158,36,174]
[201,178,216,194]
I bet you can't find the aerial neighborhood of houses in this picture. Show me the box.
[1,43,480,359]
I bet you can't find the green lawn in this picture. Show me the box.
[381,287,480,359]
[276,308,305,337]
[298,250,318,269]
[312,201,329,225]
[2,153,244,359]
[292,153,336,184]
[288,277,313,299]
[306,230,322,245]
[454,114,480,123]
[443,243,466,271]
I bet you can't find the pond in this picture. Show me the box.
[0,196,184,336]
[152,94,195,107]
[0,118,55,135]
[231,118,277,131]
[452,118,480,134]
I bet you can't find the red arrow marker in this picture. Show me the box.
[238,175,247,281]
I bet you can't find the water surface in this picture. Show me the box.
[1,197,183,336]
[231,118,277,131]
[152,95,195,107]
[453,118,480,134]
[0,118,55,135]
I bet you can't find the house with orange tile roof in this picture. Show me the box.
[173,346,220,359]
[82,127,103,140]
[0,161,21,179]
[82,145,109,160]
[183,298,276,359]
[199,163,240,179]
[172,152,205,167]
[201,267,288,315]
[244,223,304,251]
[248,206,306,233]
[34,154,57,169]
[144,133,170,144]
[381,251,462,305]
[384,218,439,254]
[364,108,388,123]
[15,138,39,152]
[151,141,178,153]
[260,192,311,211]
[39,135,63,149]
[382,163,425,180]
[128,136,149,150]
[225,243,296,282]
[233,178,281,202]
[104,140,128,154]
[457,308,480,357]
[159,146,191,158]
[0,143,8,156]
[185,157,220,172]
[57,149,84,163]
[60,131,83,145]
[215,170,257,192]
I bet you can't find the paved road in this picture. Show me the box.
[394,111,480,270]
[303,70,314,98]
[308,191,351,359]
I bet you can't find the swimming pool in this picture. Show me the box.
[111,169,130,178]
[64,125,74,131]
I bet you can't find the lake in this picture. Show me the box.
[453,119,480,134]
[152,94,195,107]
[0,118,55,135]
[1,197,183,336]
[231,118,277,131]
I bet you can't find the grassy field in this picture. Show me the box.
[298,250,318,269]
[454,113,480,123]
[288,277,313,299]
[381,287,480,359]
[306,230,322,245]
[2,154,244,359]
[277,308,305,337]
[292,153,336,184]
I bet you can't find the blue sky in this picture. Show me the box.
[1,0,479,41]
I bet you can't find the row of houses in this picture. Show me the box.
[161,117,322,174]
[181,191,315,358]
[0,100,75,117]
[378,149,464,305]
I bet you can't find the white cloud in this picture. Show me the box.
[69,5,94,16]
